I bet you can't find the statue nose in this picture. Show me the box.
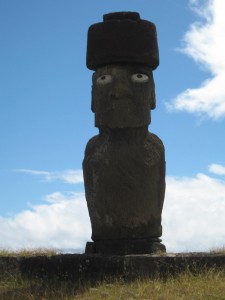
[109,80,132,99]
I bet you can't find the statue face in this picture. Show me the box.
[92,64,156,128]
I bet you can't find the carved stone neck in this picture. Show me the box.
[99,126,149,143]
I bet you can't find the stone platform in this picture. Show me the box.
[1,253,225,282]
[85,238,166,255]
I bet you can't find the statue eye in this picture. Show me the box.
[131,73,149,83]
[96,75,113,86]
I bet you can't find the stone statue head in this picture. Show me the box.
[86,12,159,128]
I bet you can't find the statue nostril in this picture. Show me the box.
[109,90,120,100]
[109,83,132,100]
[111,94,118,100]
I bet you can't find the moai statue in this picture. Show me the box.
[83,12,166,255]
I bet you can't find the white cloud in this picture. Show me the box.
[167,0,225,119]
[208,163,225,175]
[2,165,225,253]
[16,169,83,184]
[163,171,225,252]
[0,192,91,251]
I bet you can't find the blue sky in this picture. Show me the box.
[1,0,225,253]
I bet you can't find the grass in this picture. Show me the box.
[1,269,225,299]
[0,248,59,257]
[1,248,225,299]
[79,271,225,299]
[210,246,225,255]
[0,274,84,300]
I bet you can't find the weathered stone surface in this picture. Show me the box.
[86,12,159,71]
[85,239,166,255]
[92,64,156,128]
[1,253,224,281]
[83,12,166,254]
[19,254,125,281]
[83,127,165,241]
[0,257,20,279]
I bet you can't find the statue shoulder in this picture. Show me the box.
[147,132,165,150]
[84,133,107,156]
[85,134,99,151]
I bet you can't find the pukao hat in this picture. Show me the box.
[86,12,159,71]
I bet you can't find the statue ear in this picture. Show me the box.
[91,100,94,112]
[150,89,156,110]
[91,91,96,112]
[91,73,96,112]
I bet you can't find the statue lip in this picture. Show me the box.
[97,100,148,112]
[96,105,137,113]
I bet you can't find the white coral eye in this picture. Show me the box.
[131,73,149,83]
[96,75,113,86]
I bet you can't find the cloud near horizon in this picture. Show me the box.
[0,192,91,251]
[167,0,225,120]
[163,170,225,252]
[1,164,225,253]
[16,168,83,184]
[208,163,225,176]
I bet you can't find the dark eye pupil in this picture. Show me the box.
[101,76,106,80]
[137,74,143,78]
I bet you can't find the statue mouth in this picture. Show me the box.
[100,99,139,112]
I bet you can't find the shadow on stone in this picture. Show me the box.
[16,253,225,283]
[85,239,166,255]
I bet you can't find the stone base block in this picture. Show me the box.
[85,238,166,255]
[4,252,225,282]
[2,252,225,282]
